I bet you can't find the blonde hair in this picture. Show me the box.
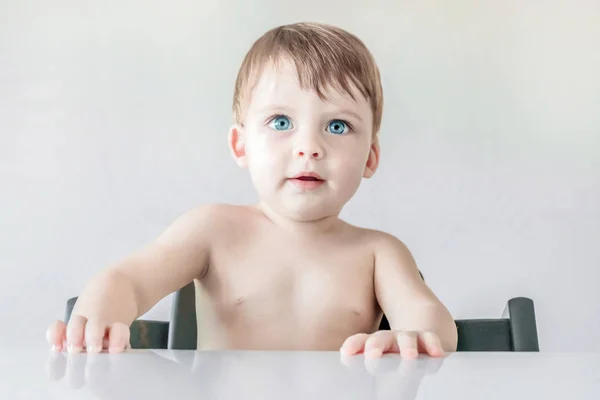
[232,22,384,135]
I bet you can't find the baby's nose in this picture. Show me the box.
[297,149,322,159]
[293,131,325,160]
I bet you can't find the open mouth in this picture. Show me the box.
[291,172,324,181]
[295,176,323,182]
[289,173,325,189]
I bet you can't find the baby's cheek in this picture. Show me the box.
[249,137,288,168]
[332,164,364,195]
[245,148,281,175]
[334,153,366,176]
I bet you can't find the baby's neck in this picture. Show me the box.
[255,202,343,235]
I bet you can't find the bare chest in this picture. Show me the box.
[198,234,379,343]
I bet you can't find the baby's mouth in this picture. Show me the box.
[290,172,324,181]
[295,176,323,182]
[287,173,326,189]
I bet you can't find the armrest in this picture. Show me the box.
[129,320,170,349]
[502,297,540,352]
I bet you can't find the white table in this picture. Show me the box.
[1,346,598,399]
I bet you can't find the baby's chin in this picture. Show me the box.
[270,197,346,223]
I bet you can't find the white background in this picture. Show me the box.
[1,0,599,351]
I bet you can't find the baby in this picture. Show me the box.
[46,22,457,358]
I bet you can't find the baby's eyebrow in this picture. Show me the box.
[255,104,364,123]
[256,104,294,115]
[335,110,364,122]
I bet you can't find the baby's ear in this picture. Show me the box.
[363,136,380,178]
[228,124,247,168]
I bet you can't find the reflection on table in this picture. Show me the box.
[47,349,444,400]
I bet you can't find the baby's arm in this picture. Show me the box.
[46,205,219,353]
[373,234,457,351]
[341,232,457,357]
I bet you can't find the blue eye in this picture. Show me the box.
[327,120,349,135]
[269,116,293,131]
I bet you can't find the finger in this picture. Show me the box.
[107,322,130,353]
[418,331,445,357]
[396,331,419,359]
[46,320,67,352]
[66,315,87,353]
[84,319,108,354]
[364,331,397,358]
[340,333,369,355]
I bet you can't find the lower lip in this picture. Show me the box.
[288,178,325,190]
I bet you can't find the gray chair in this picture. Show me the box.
[65,280,540,352]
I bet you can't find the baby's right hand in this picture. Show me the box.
[46,316,131,354]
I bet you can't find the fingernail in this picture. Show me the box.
[51,344,59,352]
[339,347,353,356]
[67,343,81,353]
[90,342,104,353]
[366,349,383,358]
[403,349,419,359]
[109,346,119,353]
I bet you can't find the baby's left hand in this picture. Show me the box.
[340,330,445,359]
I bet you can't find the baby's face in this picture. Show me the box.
[231,60,378,221]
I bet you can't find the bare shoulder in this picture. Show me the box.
[360,229,440,308]
[155,203,251,245]
[340,223,412,258]
[370,229,413,257]
[347,225,422,277]
[371,230,418,271]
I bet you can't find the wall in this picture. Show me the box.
[1,0,599,351]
